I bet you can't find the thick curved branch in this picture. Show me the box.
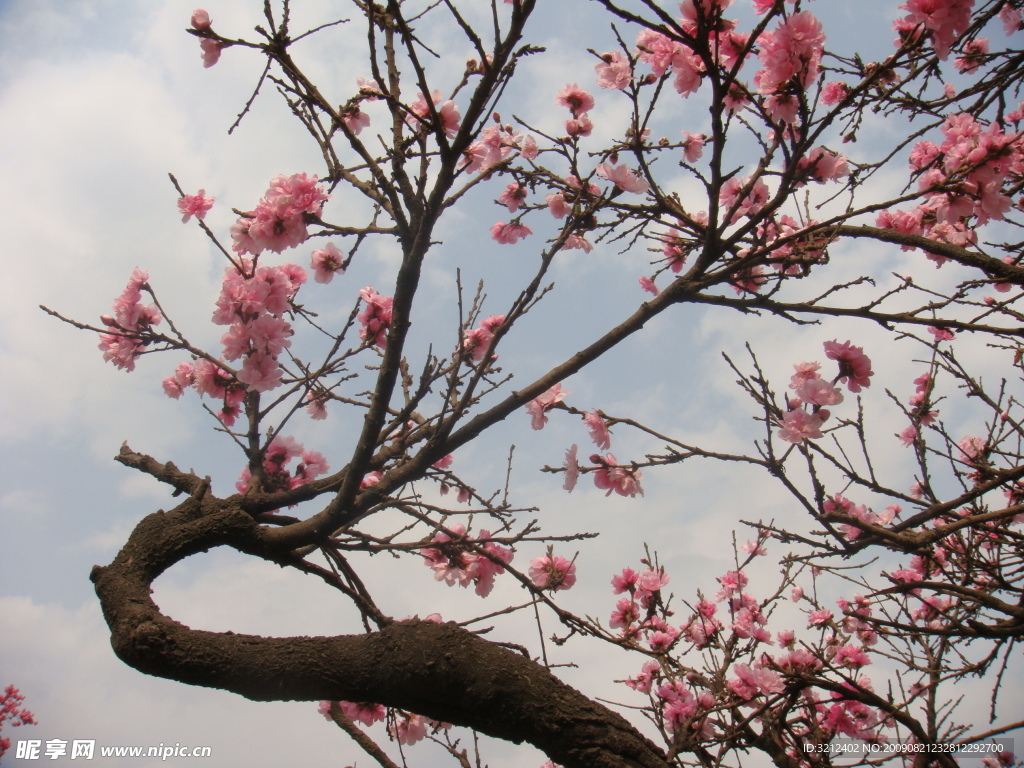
[90,496,669,768]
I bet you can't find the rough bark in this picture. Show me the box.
[91,490,669,768]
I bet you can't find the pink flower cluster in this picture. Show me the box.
[420,524,513,598]
[610,566,671,638]
[163,358,244,425]
[556,82,595,136]
[461,122,537,174]
[596,162,650,195]
[591,453,644,497]
[390,711,449,745]
[754,11,826,101]
[525,383,569,430]
[318,699,385,726]
[190,10,224,68]
[777,341,872,444]
[0,685,36,763]
[235,435,330,495]
[878,113,1024,262]
[727,662,784,701]
[893,0,974,59]
[230,173,329,256]
[794,147,849,185]
[212,261,307,393]
[719,176,769,224]
[823,493,899,541]
[462,314,505,363]
[595,51,632,90]
[357,286,394,349]
[899,372,938,446]
[490,220,533,244]
[407,90,461,137]
[560,410,640,498]
[634,27,704,97]
[98,268,162,372]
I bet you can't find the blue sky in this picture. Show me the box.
[2,1,1021,766]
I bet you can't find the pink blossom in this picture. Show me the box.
[191,9,212,30]
[591,453,644,497]
[304,394,328,420]
[342,107,370,135]
[565,113,593,135]
[420,524,513,597]
[718,176,769,223]
[529,553,577,591]
[896,0,974,59]
[928,325,955,341]
[231,174,329,255]
[624,660,660,693]
[776,408,828,444]
[714,570,748,601]
[177,190,214,222]
[834,645,871,669]
[563,444,580,492]
[546,192,570,219]
[498,184,527,212]
[611,568,639,594]
[199,38,223,68]
[636,567,670,597]
[808,608,834,627]
[595,51,633,90]
[98,268,162,372]
[823,340,873,392]
[359,471,382,489]
[338,701,386,726]
[462,314,504,363]
[556,83,595,116]
[525,383,569,430]
[584,410,611,449]
[1001,3,1023,33]
[162,362,195,399]
[755,11,826,94]
[357,286,394,348]
[311,243,345,284]
[954,38,989,73]
[728,663,784,701]
[821,81,849,105]
[899,425,918,446]
[794,377,844,406]
[957,435,987,463]
[680,131,706,163]
[639,276,659,294]
[562,234,593,253]
[490,221,533,244]
[610,597,640,631]
[408,91,461,137]
[596,162,650,195]
[460,124,530,174]
[741,540,767,556]
[796,147,849,184]
[390,713,430,745]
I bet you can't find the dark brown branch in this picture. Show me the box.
[90,495,669,768]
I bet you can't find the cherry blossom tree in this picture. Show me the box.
[44,0,1024,766]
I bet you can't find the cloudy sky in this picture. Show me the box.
[1,1,1020,767]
